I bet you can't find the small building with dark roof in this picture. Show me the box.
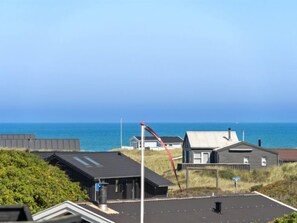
[35,151,174,201]
[130,136,183,149]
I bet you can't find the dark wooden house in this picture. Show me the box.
[213,141,279,170]
[35,151,173,201]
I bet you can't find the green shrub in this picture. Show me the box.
[272,212,297,223]
[0,150,88,214]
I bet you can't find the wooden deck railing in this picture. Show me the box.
[177,163,250,171]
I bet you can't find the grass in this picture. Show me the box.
[120,148,297,199]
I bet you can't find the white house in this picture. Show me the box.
[182,129,239,163]
[130,136,183,149]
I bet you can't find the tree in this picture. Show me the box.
[0,150,88,213]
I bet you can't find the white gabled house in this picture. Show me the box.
[130,136,183,149]
[183,129,239,164]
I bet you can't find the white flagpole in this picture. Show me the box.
[140,122,145,223]
[120,118,123,148]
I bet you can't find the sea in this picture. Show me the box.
[0,123,297,151]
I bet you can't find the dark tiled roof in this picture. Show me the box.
[134,136,183,143]
[46,151,174,187]
[271,148,297,161]
[79,194,296,223]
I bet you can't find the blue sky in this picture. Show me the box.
[0,0,297,122]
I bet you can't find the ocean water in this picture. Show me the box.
[0,123,297,151]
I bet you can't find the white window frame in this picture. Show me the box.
[193,152,202,164]
[243,156,249,164]
[261,157,267,167]
[193,152,210,164]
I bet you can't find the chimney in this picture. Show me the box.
[258,139,262,147]
[213,201,222,214]
[97,182,109,211]
[228,128,231,140]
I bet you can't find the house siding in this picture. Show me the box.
[102,178,140,200]
[216,144,278,170]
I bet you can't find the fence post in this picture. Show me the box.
[186,167,189,189]
[216,169,219,194]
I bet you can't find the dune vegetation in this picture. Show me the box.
[0,150,88,213]
[121,148,297,207]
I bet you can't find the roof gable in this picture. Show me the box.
[214,141,279,155]
[186,131,239,149]
[32,201,113,223]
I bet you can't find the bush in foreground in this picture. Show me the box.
[271,212,297,223]
[0,150,88,213]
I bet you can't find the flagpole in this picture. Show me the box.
[120,118,123,148]
[140,122,145,223]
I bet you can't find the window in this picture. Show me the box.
[243,157,249,164]
[261,157,267,167]
[193,152,210,164]
[193,152,202,164]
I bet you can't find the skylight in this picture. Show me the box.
[84,156,102,167]
[73,157,91,166]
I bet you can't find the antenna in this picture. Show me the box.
[242,129,245,141]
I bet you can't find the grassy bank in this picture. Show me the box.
[120,149,297,200]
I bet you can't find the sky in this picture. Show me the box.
[0,0,297,122]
